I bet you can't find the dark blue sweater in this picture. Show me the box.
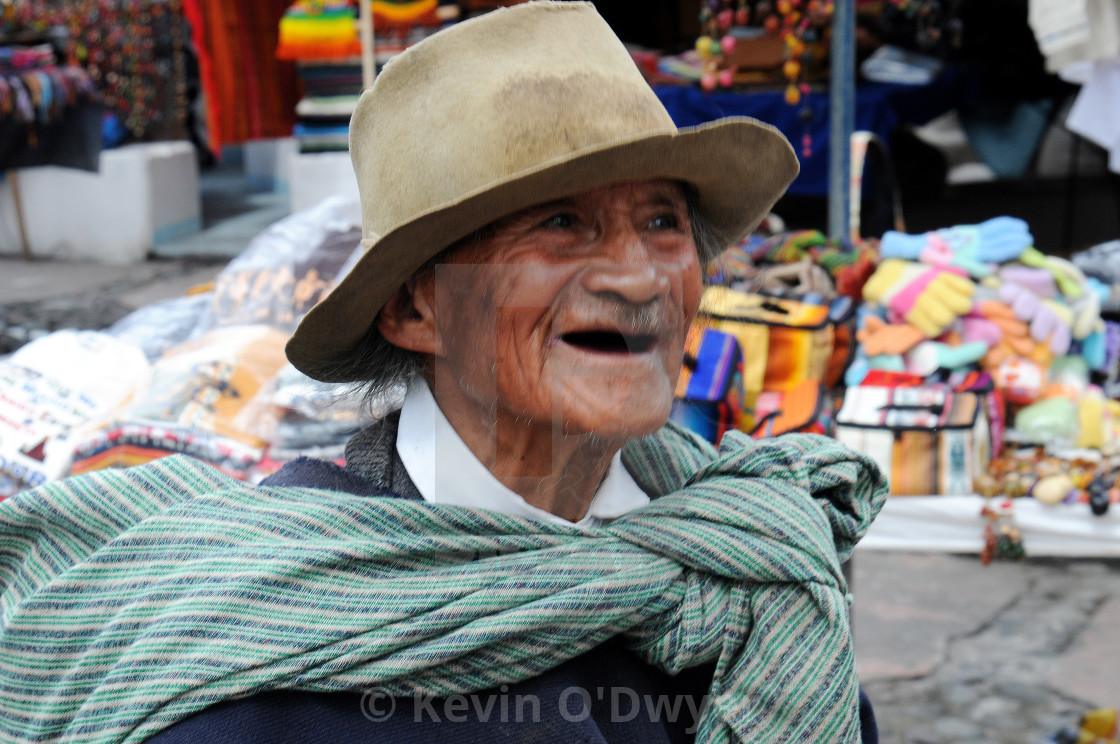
[145,457,878,743]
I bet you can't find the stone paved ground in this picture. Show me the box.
[0,257,225,354]
[853,551,1120,743]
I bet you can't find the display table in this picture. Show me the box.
[857,496,1120,557]
[655,71,970,197]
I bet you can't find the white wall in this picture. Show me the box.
[0,142,201,264]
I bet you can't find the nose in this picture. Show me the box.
[582,261,669,305]
[580,229,671,305]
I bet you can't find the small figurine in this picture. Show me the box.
[980,500,1025,565]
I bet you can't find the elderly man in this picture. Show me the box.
[0,3,886,743]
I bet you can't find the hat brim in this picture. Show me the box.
[287,116,798,382]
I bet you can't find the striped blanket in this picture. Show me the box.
[0,427,886,744]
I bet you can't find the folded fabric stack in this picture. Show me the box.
[278,0,455,153]
[294,58,363,152]
[277,0,362,61]
[277,0,362,152]
[70,421,263,482]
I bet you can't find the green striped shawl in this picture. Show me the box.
[0,426,886,744]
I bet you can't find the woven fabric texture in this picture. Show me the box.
[0,425,886,744]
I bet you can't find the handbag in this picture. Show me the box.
[834,384,991,496]
[749,379,833,438]
[670,325,744,444]
[695,286,836,430]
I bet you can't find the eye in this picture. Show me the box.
[538,212,579,230]
[648,213,682,231]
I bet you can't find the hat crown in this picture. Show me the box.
[349,1,677,242]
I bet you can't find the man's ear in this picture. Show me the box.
[376,273,444,356]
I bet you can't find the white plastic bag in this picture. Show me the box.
[0,330,150,496]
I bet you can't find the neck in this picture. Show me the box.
[489,423,618,522]
[429,377,622,522]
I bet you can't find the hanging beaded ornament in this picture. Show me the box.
[13,0,190,142]
[695,0,834,157]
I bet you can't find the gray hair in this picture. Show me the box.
[337,183,730,410]
[682,183,731,267]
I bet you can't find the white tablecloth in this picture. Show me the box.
[857,496,1120,557]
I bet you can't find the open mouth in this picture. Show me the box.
[559,330,657,354]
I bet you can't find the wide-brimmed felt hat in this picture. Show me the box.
[286,0,799,382]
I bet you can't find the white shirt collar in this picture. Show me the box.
[395,379,650,526]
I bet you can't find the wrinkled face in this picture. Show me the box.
[390,179,703,443]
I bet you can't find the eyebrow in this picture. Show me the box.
[645,189,688,209]
[525,186,688,214]
[519,197,576,215]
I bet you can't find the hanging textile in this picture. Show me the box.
[183,0,299,153]
[371,0,439,27]
[0,50,102,170]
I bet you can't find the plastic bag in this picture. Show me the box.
[106,292,213,362]
[122,324,292,447]
[0,330,150,497]
[249,365,402,480]
[196,196,363,333]
[69,325,292,482]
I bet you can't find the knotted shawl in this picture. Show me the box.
[0,426,886,744]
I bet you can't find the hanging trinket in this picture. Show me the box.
[695,0,834,95]
[797,103,812,157]
[979,499,1025,565]
[11,0,190,142]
